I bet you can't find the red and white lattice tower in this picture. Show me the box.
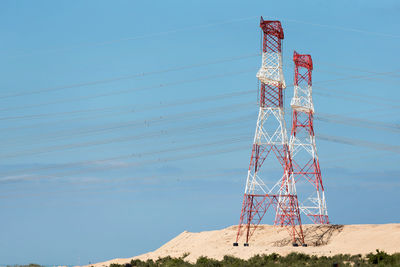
[290,51,329,224]
[234,17,305,247]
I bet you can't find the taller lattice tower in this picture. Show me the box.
[289,51,329,224]
[234,17,305,247]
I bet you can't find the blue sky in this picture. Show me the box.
[0,0,399,265]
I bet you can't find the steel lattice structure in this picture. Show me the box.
[289,51,329,224]
[234,17,305,247]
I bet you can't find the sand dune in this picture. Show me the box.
[87,224,400,266]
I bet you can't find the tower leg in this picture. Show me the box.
[236,194,305,246]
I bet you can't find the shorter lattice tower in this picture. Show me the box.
[234,17,305,247]
[289,51,329,224]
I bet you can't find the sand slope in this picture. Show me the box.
[88,224,400,266]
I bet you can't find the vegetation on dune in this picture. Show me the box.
[106,250,400,267]
[7,264,43,267]
[10,251,400,267]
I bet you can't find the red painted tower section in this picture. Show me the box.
[290,51,329,224]
[234,17,305,247]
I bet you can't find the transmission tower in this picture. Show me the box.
[234,17,305,247]
[289,51,329,224]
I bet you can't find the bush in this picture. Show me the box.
[367,249,397,265]
[221,255,246,267]
[100,251,400,267]
[195,256,221,267]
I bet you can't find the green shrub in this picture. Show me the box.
[366,249,398,265]
[106,251,400,267]
[195,256,221,267]
[221,255,246,267]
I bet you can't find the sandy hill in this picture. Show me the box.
[88,224,400,266]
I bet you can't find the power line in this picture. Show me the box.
[0,148,395,200]
[0,53,259,100]
[314,88,400,109]
[1,94,399,159]
[0,113,254,160]
[317,133,400,154]
[3,95,398,156]
[0,134,251,178]
[313,70,400,87]
[3,16,258,58]
[3,107,399,177]
[318,63,400,80]
[0,148,396,200]
[0,68,255,112]
[1,68,398,123]
[0,88,254,123]
[317,68,400,90]
[1,130,398,187]
[3,102,254,148]
[284,19,400,39]
[315,112,400,133]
